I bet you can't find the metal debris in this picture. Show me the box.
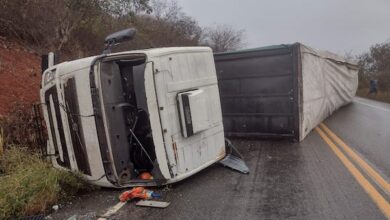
[220,139,250,174]
[136,200,170,208]
[220,154,249,174]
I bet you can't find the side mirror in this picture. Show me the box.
[103,28,137,54]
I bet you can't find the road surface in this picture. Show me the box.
[51,97,390,220]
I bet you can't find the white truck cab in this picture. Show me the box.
[40,28,248,188]
[41,47,248,187]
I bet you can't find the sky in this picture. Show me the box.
[176,0,390,55]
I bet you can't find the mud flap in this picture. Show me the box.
[219,139,249,174]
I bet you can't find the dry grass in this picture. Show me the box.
[0,103,41,150]
[0,147,88,219]
[356,88,390,104]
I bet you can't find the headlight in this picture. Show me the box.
[44,70,55,85]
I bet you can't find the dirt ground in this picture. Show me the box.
[0,36,41,116]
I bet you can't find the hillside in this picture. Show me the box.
[0,37,41,115]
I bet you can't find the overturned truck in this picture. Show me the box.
[215,43,359,141]
[40,29,248,188]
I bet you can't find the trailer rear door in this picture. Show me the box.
[214,44,300,140]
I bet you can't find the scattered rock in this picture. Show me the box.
[67,215,77,220]
[52,205,59,211]
[81,212,97,220]
[67,212,97,220]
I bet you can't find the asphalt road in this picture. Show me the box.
[51,97,390,220]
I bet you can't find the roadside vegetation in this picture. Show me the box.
[356,41,390,103]
[0,147,87,219]
[0,106,89,219]
[356,89,390,103]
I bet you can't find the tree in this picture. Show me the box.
[358,41,390,91]
[0,0,152,49]
[202,24,245,53]
[120,0,202,49]
[55,0,102,51]
[0,0,101,50]
[99,0,152,17]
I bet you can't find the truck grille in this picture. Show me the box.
[45,86,71,168]
[63,78,91,175]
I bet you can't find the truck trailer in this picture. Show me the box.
[214,43,359,141]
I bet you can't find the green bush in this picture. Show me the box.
[0,147,87,219]
[356,88,390,104]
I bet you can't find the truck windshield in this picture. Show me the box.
[99,54,156,184]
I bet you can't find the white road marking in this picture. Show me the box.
[353,100,390,113]
[97,202,126,220]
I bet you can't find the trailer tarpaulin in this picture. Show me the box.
[299,44,358,141]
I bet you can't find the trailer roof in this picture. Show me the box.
[111,46,212,58]
[214,44,293,56]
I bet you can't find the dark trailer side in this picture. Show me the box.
[214,44,301,141]
[214,43,358,142]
